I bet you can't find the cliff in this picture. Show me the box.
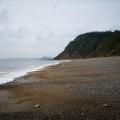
[54,31,120,59]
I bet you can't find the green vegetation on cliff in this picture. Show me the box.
[55,31,120,59]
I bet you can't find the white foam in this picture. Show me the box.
[0,61,61,85]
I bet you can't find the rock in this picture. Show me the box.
[82,107,85,111]
[81,112,85,116]
[103,103,109,108]
[17,100,22,104]
[81,108,85,116]
[34,104,40,108]
[17,102,20,104]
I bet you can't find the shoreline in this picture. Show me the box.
[0,56,120,120]
[0,60,64,85]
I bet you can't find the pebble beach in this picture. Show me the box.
[0,56,120,120]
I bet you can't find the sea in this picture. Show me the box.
[0,58,61,84]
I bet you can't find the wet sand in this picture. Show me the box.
[0,56,120,120]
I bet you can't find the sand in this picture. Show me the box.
[0,56,120,120]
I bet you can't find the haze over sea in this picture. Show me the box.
[0,58,60,84]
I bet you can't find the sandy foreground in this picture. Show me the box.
[0,56,120,120]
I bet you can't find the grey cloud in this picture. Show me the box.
[0,0,120,58]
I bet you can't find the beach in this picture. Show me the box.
[0,56,120,120]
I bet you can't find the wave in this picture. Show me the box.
[0,61,61,85]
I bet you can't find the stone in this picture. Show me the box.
[82,107,85,111]
[103,103,109,108]
[81,112,85,116]
[34,104,40,108]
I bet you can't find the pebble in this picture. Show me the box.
[81,112,85,116]
[35,104,40,108]
[103,103,109,108]
[82,107,85,111]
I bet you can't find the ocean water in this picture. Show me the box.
[0,59,61,84]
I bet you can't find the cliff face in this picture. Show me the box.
[54,31,120,60]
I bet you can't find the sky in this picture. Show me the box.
[0,0,120,58]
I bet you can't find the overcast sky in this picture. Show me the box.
[0,0,120,58]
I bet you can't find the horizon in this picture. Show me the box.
[0,57,53,59]
[0,30,119,59]
[0,0,120,58]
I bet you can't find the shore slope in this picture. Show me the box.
[0,56,120,120]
